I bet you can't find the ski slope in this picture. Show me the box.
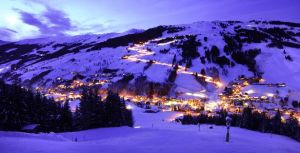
[0,103,299,153]
[1,21,300,100]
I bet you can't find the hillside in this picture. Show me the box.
[0,40,8,45]
[0,21,300,101]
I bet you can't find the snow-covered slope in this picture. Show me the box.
[0,20,300,99]
[0,103,299,153]
[0,40,8,45]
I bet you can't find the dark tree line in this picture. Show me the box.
[204,45,233,68]
[0,81,133,132]
[181,35,200,60]
[75,89,133,130]
[231,49,261,74]
[168,64,179,83]
[223,33,262,75]
[292,100,300,108]
[0,80,71,132]
[180,107,300,141]
[90,25,184,50]
[222,26,300,75]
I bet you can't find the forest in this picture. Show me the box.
[0,80,133,132]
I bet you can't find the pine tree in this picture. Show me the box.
[185,58,192,69]
[105,91,123,127]
[272,110,282,134]
[211,45,220,63]
[147,82,154,99]
[0,83,27,130]
[59,100,73,131]
[172,55,176,67]
[182,35,200,59]
[241,107,252,129]
[168,64,178,83]
[124,109,134,127]
[77,88,103,129]
[200,68,206,76]
[105,91,134,127]
[94,96,105,127]
[73,106,81,129]
[258,112,270,132]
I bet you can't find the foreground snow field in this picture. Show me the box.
[0,104,299,153]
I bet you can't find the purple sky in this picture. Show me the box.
[0,0,300,41]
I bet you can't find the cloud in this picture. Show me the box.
[43,6,72,31]
[0,28,17,41]
[15,6,75,37]
[69,19,115,35]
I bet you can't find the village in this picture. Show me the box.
[32,38,300,126]
[34,73,300,126]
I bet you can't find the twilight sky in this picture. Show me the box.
[1,0,300,41]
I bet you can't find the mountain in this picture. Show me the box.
[0,40,8,45]
[0,20,300,100]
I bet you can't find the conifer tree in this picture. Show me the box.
[272,110,282,134]
[59,100,73,131]
[172,55,176,67]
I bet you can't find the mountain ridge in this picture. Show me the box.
[0,20,300,100]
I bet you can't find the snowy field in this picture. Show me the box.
[0,103,299,153]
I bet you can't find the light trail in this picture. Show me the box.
[126,41,223,87]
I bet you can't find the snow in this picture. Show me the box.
[255,44,300,91]
[143,64,169,83]
[21,124,39,131]
[175,74,205,93]
[1,103,299,153]
[16,31,137,45]
[1,21,300,102]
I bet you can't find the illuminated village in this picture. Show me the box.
[28,38,300,126]
[35,76,299,124]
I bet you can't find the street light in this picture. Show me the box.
[225,116,232,142]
